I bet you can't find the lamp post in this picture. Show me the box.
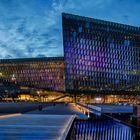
[0,72,3,83]
[11,74,17,84]
[37,91,41,102]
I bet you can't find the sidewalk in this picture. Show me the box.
[27,103,88,119]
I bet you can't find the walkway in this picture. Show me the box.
[27,103,88,119]
[78,102,133,115]
[0,114,75,140]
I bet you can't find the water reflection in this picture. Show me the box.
[72,119,140,140]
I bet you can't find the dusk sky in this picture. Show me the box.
[0,0,140,59]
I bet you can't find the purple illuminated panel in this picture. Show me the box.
[62,13,140,93]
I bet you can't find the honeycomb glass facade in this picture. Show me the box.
[0,57,65,92]
[62,13,140,93]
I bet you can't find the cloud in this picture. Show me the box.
[0,0,140,59]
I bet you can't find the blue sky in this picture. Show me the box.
[0,0,140,59]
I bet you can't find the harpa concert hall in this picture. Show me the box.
[63,13,140,101]
[0,13,140,103]
[0,57,65,101]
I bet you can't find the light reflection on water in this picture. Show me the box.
[72,120,140,140]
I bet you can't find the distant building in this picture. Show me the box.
[0,57,65,92]
[62,13,140,94]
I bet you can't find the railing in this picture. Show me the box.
[67,118,140,140]
[51,94,70,102]
[77,102,101,115]
[77,102,101,111]
[61,115,76,140]
[88,104,101,112]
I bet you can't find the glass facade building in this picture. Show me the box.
[62,13,140,94]
[0,13,140,96]
[0,57,65,92]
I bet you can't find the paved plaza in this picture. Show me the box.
[27,103,88,119]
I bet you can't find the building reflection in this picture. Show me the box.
[72,119,139,140]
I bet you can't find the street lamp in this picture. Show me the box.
[0,72,2,76]
[11,74,17,84]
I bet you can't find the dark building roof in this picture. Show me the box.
[0,57,64,64]
[62,12,140,30]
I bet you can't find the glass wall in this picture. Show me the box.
[62,13,140,93]
[0,57,65,92]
